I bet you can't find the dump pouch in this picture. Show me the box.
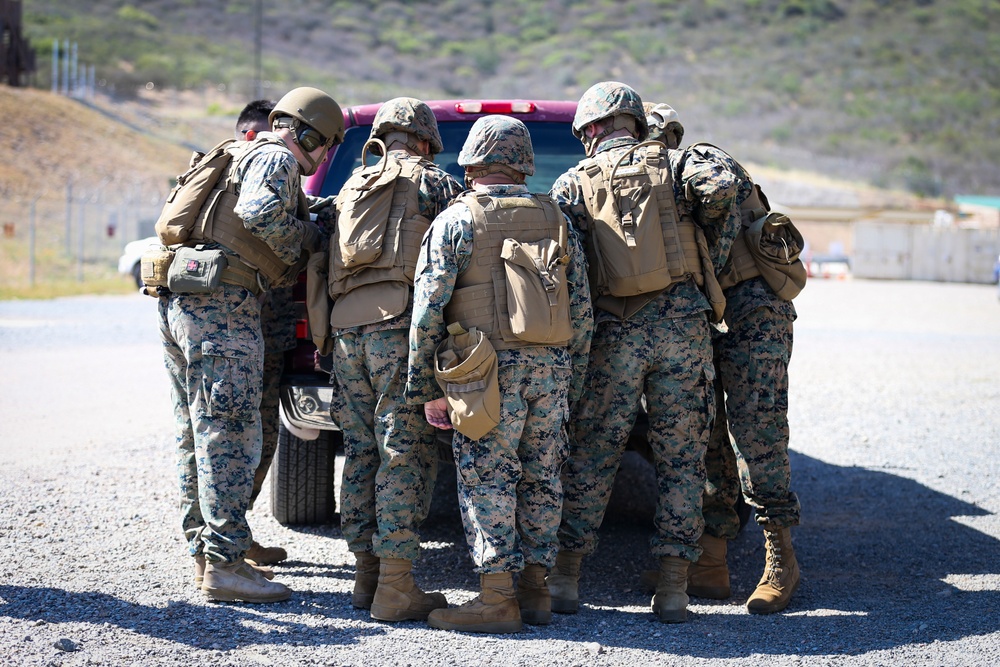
[166,246,227,294]
[745,212,807,301]
[433,324,501,441]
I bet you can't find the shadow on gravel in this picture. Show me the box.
[412,450,1000,658]
[0,585,382,651]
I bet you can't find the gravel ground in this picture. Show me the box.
[1,278,998,667]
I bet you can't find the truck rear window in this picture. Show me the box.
[315,121,585,199]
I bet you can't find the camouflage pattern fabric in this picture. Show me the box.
[551,135,715,562]
[667,141,802,536]
[457,115,535,176]
[371,97,444,155]
[572,81,648,138]
[332,151,462,560]
[333,329,439,560]
[667,144,747,276]
[233,138,314,273]
[406,183,593,572]
[159,285,264,564]
[708,278,801,537]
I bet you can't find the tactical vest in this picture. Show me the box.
[444,192,571,351]
[327,154,429,328]
[187,137,308,284]
[577,141,703,317]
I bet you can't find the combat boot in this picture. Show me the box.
[246,540,288,565]
[194,553,273,587]
[351,551,380,610]
[546,550,584,614]
[202,558,291,603]
[369,558,448,622]
[651,556,690,623]
[687,533,731,599]
[427,572,523,634]
[516,564,551,625]
[747,525,799,614]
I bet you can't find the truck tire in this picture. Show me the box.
[270,425,341,525]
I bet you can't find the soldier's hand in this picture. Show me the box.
[300,219,323,255]
[424,398,452,430]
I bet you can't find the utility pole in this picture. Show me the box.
[254,0,262,99]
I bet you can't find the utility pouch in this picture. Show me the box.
[500,237,573,344]
[167,246,227,294]
[140,246,175,288]
[433,323,501,441]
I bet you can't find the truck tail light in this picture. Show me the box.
[455,101,536,114]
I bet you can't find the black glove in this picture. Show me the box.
[300,219,322,256]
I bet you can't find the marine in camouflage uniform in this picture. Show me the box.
[407,115,593,633]
[548,82,725,624]
[650,104,802,614]
[329,98,463,623]
[159,87,342,604]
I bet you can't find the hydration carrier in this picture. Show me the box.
[155,138,237,246]
[327,139,431,328]
[578,141,701,301]
[154,135,296,286]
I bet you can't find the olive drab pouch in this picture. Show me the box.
[746,211,808,301]
[155,139,236,246]
[166,246,227,293]
[433,324,501,441]
[305,250,334,356]
[500,237,573,344]
[331,138,402,279]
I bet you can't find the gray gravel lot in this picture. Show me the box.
[1,278,998,666]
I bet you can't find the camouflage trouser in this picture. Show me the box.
[332,329,439,561]
[450,361,570,573]
[559,313,714,562]
[250,350,283,508]
[703,305,800,536]
[158,285,263,564]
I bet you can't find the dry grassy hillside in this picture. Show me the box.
[0,86,192,199]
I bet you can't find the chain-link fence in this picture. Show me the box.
[0,177,168,289]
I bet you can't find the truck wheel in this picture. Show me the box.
[270,425,341,525]
[131,262,143,288]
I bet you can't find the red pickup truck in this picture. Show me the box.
[271,99,585,525]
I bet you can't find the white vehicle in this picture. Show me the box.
[117,236,159,287]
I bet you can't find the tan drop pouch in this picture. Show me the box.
[433,324,501,441]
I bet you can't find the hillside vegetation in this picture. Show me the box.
[21,0,1000,199]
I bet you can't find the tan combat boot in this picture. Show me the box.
[747,525,799,614]
[638,534,731,598]
[202,558,291,603]
[194,553,273,587]
[516,564,551,625]
[246,540,288,565]
[687,533,731,599]
[651,556,690,623]
[427,572,523,634]
[369,557,448,622]
[546,551,584,614]
[352,551,380,610]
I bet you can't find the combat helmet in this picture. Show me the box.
[457,115,534,186]
[270,87,344,174]
[572,81,648,155]
[370,97,444,157]
[644,102,685,149]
